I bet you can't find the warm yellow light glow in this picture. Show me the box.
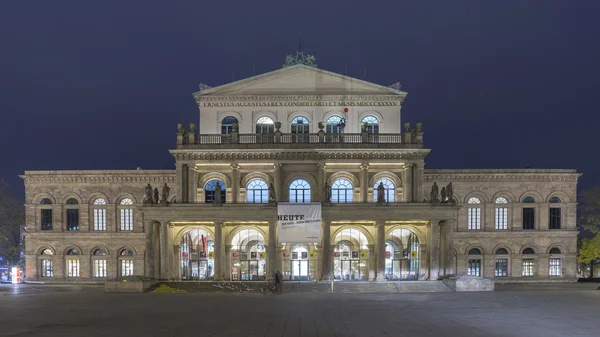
[238,163,275,166]
[223,221,270,225]
[194,163,231,167]
[330,221,377,224]
[385,220,430,225]
[170,221,215,225]
[324,163,362,166]
[369,163,405,166]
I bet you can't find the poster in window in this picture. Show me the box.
[250,252,257,259]
[240,252,248,260]
[181,252,189,260]
[292,252,298,260]
[334,252,340,257]
[259,252,266,259]
[385,251,391,258]
[282,251,290,260]
[231,251,239,260]
[208,252,214,259]
[301,252,308,259]
[352,251,359,259]
[342,251,349,258]
[200,252,207,258]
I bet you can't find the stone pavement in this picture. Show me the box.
[0,284,599,337]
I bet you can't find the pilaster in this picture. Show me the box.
[214,222,224,280]
[317,163,325,202]
[413,162,424,201]
[153,222,161,279]
[144,220,155,278]
[429,220,441,280]
[231,163,240,203]
[376,220,386,281]
[368,244,376,281]
[321,221,331,280]
[440,219,455,277]
[268,219,277,279]
[402,164,413,202]
[160,221,170,279]
[273,163,282,202]
[187,166,197,203]
[360,163,369,203]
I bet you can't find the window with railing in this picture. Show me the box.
[221,116,238,134]
[326,115,345,134]
[361,115,379,134]
[256,116,274,134]
[291,116,309,134]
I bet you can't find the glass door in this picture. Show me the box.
[291,260,309,281]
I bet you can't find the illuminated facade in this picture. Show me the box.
[22,53,580,284]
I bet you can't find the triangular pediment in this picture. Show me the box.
[194,65,406,96]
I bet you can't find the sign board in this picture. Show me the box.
[277,202,322,243]
[231,251,240,260]
[181,252,190,260]
[282,251,290,260]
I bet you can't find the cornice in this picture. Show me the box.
[23,174,176,185]
[423,174,579,183]
[196,94,403,103]
[172,150,429,162]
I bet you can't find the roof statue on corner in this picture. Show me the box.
[283,51,317,68]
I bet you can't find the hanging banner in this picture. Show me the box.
[277,202,322,243]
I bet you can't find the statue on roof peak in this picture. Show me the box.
[283,51,317,68]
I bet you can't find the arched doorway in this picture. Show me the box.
[230,228,266,281]
[333,228,369,281]
[180,228,215,280]
[385,228,419,280]
[289,244,310,281]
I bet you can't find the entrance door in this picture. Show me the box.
[240,260,266,281]
[291,260,309,281]
[340,260,361,280]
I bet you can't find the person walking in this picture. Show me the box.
[275,270,283,294]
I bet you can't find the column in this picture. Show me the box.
[321,221,331,280]
[413,163,424,201]
[273,163,282,202]
[224,245,232,280]
[429,221,441,280]
[214,222,224,280]
[153,222,161,279]
[268,220,277,279]
[419,244,429,279]
[376,221,386,281]
[317,163,325,202]
[180,164,189,203]
[231,163,240,203]
[187,165,197,203]
[441,220,455,277]
[368,244,376,281]
[172,245,180,280]
[160,221,169,279]
[360,163,369,203]
[144,221,155,278]
[403,164,413,202]
[539,204,549,231]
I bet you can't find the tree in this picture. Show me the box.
[577,186,600,278]
[0,180,24,267]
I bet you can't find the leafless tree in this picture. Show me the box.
[0,180,24,267]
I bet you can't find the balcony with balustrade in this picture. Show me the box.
[176,122,425,150]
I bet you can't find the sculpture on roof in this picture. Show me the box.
[198,83,212,92]
[143,183,153,204]
[389,82,402,91]
[283,51,318,68]
[430,182,440,204]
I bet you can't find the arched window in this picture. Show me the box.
[495,248,509,277]
[549,197,562,230]
[385,228,419,280]
[495,197,509,230]
[467,197,482,230]
[246,179,268,204]
[92,249,107,278]
[522,196,536,230]
[119,198,134,231]
[361,115,379,134]
[467,248,482,277]
[522,248,535,254]
[326,115,345,134]
[332,178,353,203]
[180,229,215,280]
[40,198,53,231]
[289,179,311,203]
[256,116,274,134]
[549,247,562,276]
[231,228,266,281]
[522,248,535,277]
[92,198,107,231]
[119,249,134,277]
[65,198,80,232]
[205,180,226,204]
[334,228,369,281]
[291,116,309,134]
[40,249,53,278]
[66,248,80,278]
[221,116,238,134]
[374,178,395,203]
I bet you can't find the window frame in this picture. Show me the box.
[289,179,311,203]
[331,178,353,204]
[246,179,269,204]
[522,258,535,277]
[494,197,509,230]
[91,198,107,231]
[361,115,379,134]
[221,116,239,134]
[549,258,562,277]
[291,116,309,134]
[118,198,134,231]
[205,180,226,204]
[467,197,482,230]
[255,116,275,134]
[326,115,345,134]
[374,178,395,203]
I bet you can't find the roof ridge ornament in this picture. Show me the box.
[283,51,317,68]
[389,82,402,91]
[198,83,212,92]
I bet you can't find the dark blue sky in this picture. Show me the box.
[1,0,599,200]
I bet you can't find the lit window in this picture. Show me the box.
[332,178,353,203]
[121,260,133,277]
[119,198,134,231]
[93,260,107,278]
[522,259,534,277]
[92,198,107,231]
[67,260,80,277]
[41,259,53,278]
[246,179,268,203]
[495,197,508,230]
[326,115,345,134]
[549,258,561,276]
[467,248,482,277]
[495,259,508,277]
[361,115,379,134]
[291,116,309,134]
[374,178,395,203]
[289,179,311,203]
[256,116,274,134]
[467,197,482,230]
[221,116,238,134]
[205,180,226,204]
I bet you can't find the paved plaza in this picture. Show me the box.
[0,284,599,337]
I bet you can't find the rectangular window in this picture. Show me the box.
[93,260,107,278]
[468,208,481,230]
[549,208,561,230]
[549,258,562,276]
[41,259,53,277]
[495,259,508,277]
[468,259,481,276]
[522,208,535,230]
[67,259,80,277]
[121,260,134,277]
[120,209,133,231]
[41,209,53,230]
[94,209,106,231]
[495,207,508,230]
[522,259,534,277]
[66,209,79,231]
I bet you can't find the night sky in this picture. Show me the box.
[1,1,599,201]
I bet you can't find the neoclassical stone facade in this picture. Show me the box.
[22,56,580,284]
